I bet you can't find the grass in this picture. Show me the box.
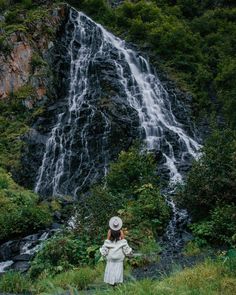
[33,264,105,294]
[92,259,236,295]
[0,272,33,294]
[0,257,235,294]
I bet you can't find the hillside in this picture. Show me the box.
[0,0,235,294]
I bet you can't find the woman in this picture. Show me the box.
[100,216,132,286]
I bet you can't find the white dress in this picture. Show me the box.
[100,239,132,285]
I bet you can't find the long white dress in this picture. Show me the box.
[100,239,132,285]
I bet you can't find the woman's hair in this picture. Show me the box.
[110,229,121,242]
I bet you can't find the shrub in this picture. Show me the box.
[178,129,236,221]
[74,146,170,263]
[0,0,8,11]
[76,185,125,240]
[191,204,236,245]
[29,234,99,278]
[120,183,170,236]
[178,129,236,245]
[0,168,52,242]
[106,146,157,196]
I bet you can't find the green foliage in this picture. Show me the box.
[179,129,236,245]
[183,240,202,256]
[107,146,157,196]
[29,233,99,278]
[75,260,236,295]
[36,267,99,292]
[120,183,170,236]
[215,57,236,127]
[191,204,236,245]
[4,8,22,24]
[0,168,52,242]
[5,23,27,34]
[223,249,236,275]
[0,96,30,170]
[179,129,236,219]
[21,0,32,9]
[14,84,36,100]
[24,7,49,23]
[0,271,32,294]
[0,35,12,54]
[0,0,8,11]
[77,185,125,240]
[76,147,170,259]
[74,0,236,126]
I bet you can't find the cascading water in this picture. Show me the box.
[33,8,201,251]
[35,8,200,198]
[0,7,202,274]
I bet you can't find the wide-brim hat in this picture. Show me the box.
[109,216,123,231]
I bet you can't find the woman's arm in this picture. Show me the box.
[122,240,133,256]
[100,243,109,256]
[107,229,111,240]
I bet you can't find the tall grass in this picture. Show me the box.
[93,260,236,295]
[35,265,103,294]
[0,271,33,294]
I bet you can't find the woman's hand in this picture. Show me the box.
[120,230,125,240]
[107,229,111,240]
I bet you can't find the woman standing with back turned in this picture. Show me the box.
[100,216,132,286]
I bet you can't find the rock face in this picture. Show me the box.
[20,8,200,199]
[0,37,32,98]
[20,9,141,196]
[0,4,68,105]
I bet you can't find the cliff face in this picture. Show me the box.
[0,3,200,197]
[0,3,72,188]
[0,3,68,107]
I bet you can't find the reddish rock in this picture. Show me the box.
[0,42,32,98]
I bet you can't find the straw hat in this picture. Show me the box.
[109,216,123,231]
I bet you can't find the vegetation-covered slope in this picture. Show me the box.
[72,0,236,127]
[0,1,236,294]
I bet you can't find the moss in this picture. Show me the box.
[14,84,36,100]
[0,35,11,54]
[24,7,49,23]
[0,91,33,171]
[30,52,48,71]
[5,24,27,34]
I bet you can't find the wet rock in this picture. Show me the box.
[11,261,30,273]
[13,254,32,261]
[0,241,20,261]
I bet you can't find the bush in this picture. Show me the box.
[0,0,8,11]
[29,233,99,278]
[77,185,125,240]
[106,146,157,196]
[0,168,52,242]
[75,147,170,256]
[121,184,170,235]
[179,129,236,245]
[178,129,236,221]
[191,204,236,245]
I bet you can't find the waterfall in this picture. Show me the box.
[35,8,200,199]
